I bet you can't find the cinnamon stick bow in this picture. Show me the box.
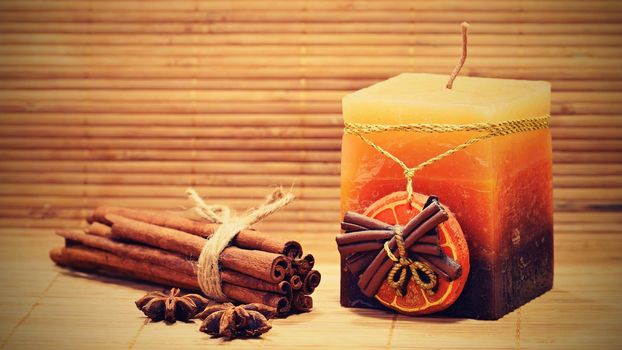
[336,196,462,298]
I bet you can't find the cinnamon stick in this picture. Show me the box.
[91,206,302,257]
[289,275,303,290]
[339,241,441,257]
[409,243,442,256]
[336,230,438,247]
[338,241,384,256]
[50,247,190,290]
[50,245,199,290]
[57,229,196,276]
[219,247,290,284]
[335,230,393,246]
[414,253,462,281]
[107,214,290,283]
[234,230,302,259]
[84,222,112,238]
[340,222,367,232]
[108,213,205,257]
[417,233,440,245]
[343,211,393,231]
[291,254,315,276]
[221,283,291,316]
[344,251,375,276]
[220,269,292,296]
[291,292,313,313]
[302,270,321,294]
[50,247,185,290]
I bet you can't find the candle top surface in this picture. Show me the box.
[343,73,550,124]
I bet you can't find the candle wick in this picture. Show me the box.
[446,22,470,89]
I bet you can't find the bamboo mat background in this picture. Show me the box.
[0,2,621,349]
[0,0,621,234]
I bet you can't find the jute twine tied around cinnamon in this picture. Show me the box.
[186,187,294,302]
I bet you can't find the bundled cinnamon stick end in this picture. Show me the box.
[291,292,313,313]
[291,254,315,276]
[51,205,320,318]
[289,275,303,290]
[302,270,322,295]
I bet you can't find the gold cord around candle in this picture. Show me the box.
[446,22,470,89]
[344,115,550,205]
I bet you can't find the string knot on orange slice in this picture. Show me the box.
[384,228,437,297]
[336,191,470,315]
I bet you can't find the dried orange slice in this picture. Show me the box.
[363,191,469,315]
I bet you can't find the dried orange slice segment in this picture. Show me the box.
[363,191,469,315]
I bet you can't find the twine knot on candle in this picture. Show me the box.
[344,115,550,205]
[186,187,295,301]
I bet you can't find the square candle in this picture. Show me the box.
[340,73,553,320]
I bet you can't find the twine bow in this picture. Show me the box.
[384,227,437,296]
[186,187,295,302]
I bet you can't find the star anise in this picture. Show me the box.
[135,288,211,323]
[196,302,276,340]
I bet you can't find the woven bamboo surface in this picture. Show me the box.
[0,0,621,234]
[0,229,620,349]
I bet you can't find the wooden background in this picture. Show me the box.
[0,0,621,234]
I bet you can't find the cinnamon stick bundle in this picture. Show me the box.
[51,235,295,315]
[50,206,321,317]
[358,206,449,296]
[336,200,461,297]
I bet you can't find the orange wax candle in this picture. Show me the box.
[340,73,553,319]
